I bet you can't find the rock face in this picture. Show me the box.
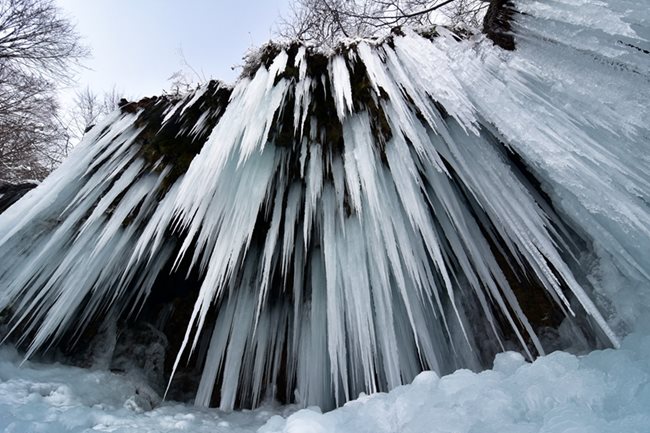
[0,183,36,214]
[0,0,648,412]
[483,0,516,50]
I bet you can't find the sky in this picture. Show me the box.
[55,0,291,105]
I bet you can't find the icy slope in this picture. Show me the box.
[0,0,648,412]
[1,333,650,433]
[452,0,650,330]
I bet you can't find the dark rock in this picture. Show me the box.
[483,0,516,50]
[0,182,36,213]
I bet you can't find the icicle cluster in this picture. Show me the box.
[0,0,648,411]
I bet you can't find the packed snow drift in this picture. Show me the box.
[0,0,648,426]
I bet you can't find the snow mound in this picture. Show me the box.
[264,333,650,433]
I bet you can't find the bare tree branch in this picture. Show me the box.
[0,0,87,183]
[277,0,489,48]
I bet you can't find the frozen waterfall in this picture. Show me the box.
[0,0,648,412]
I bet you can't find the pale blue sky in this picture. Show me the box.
[56,0,290,103]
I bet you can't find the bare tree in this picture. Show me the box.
[445,0,489,27]
[0,69,63,181]
[0,0,87,183]
[167,47,209,96]
[65,85,122,143]
[278,0,488,48]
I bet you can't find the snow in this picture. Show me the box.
[265,334,650,433]
[0,0,648,421]
[1,333,650,433]
[0,346,296,433]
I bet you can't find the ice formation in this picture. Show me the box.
[0,0,648,412]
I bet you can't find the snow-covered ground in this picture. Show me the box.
[1,333,650,433]
[0,345,295,433]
